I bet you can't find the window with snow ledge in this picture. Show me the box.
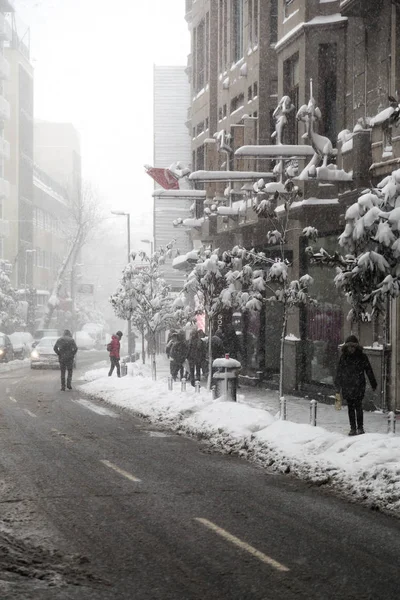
[284,0,295,18]
[232,0,244,63]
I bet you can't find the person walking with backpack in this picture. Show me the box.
[53,330,78,391]
[335,335,377,436]
[108,331,123,377]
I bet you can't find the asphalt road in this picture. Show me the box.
[0,354,399,599]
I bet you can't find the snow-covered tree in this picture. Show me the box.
[110,247,176,378]
[182,247,237,389]
[309,169,400,324]
[42,181,102,329]
[224,181,317,399]
[0,262,24,333]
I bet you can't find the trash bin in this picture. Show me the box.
[120,361,128,377]
[212,354,241,401]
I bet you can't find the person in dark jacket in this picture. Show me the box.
[335,335,377,436]
[166,330,188,381]
[218,322,241,359]
[108,331,123,377]
[53,330,78,391]
[187,329,206,386]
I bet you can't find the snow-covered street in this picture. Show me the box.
[79,359,400,518]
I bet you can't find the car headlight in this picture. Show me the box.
[0,349,4,355]
[31,350,39,359]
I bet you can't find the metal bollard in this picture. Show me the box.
[181,377,186,392]
[309,399,317,427]
[387,411,396,434]
[168,376,173,391]
[280,396,287,421]
[195,380,201,393]
[212,385,217,400]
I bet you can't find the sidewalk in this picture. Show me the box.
[154,357,392,436]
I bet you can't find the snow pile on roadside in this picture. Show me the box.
[0,358,30,373]
[80,368,400,516]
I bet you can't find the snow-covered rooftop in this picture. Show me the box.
[235,145,315,158]
[152,189,206,198]
[189,170,276,182]
[275,198,339,214]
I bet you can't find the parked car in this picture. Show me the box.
[0,333,14,362]
[9,332,34,360]
[30,336,59,369]
[75,330,95,351]
[33,329,61,348]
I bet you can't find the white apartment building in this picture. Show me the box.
[153,65,192,291]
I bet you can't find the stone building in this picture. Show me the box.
[178,0,400,410]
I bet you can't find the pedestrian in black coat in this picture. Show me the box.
[335,335,377,436]
[166,331,188,381]
[187,329,206,386]
[54,330,78,391]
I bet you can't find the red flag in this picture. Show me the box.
[145,166,179,190]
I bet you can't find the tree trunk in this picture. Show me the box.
[141,329,146,364]
[150,331,157,380]
[279,307,288,399]
[41,231,81,329]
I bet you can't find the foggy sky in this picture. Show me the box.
[14,0,190,238]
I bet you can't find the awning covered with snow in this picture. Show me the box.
[189,170,275,182]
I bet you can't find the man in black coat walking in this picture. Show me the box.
[335,335,377,436]
[54,330,78,391]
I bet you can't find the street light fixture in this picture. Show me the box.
[140,238,154,255]
[111,210,132,358]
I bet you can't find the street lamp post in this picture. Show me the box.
[111,211,132,359]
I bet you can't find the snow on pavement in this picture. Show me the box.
[80,362,400,518]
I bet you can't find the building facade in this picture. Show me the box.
[153,65,193,291]
[179,0,400,410]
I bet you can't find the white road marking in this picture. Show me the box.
[195,518,290,572]
[100,460,141,483]
[71,398,119,418]
[8,396,17,403]
[23,409,37,418]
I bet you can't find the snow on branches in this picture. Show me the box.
[0,263,24,333]
[310,168,400,320]
[110,246,182,352]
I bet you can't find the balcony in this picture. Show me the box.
[0,177,9,198]
[0,54,10,79]
[0,136,10,159]
[0,94,10,120]
[0,12,11,41]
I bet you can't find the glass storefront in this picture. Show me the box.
[306,235,344,385]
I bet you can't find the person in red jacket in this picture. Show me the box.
[108,331,123,377]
